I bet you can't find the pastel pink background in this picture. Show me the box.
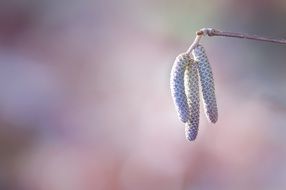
[1,0,286,189]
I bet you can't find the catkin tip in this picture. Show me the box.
[210,116,218,124]
[185,120,199,141]
[185,126,198,141]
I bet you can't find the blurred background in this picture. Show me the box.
[1,0,286,189]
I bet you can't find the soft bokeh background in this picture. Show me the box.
[1,0,286,189]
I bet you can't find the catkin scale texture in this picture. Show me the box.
[185,121,199,141]
[184,61,200,141]
[170,53,191,123]
[192,44,218,123]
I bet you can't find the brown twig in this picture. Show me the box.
[186,35,202,55]
[198,28,286,45]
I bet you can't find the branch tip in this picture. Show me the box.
[198,28,286,45]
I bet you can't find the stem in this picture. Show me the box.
[198,28,286,45]
[186,34,202,55]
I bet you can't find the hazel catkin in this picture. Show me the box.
[170,53,191,123]
[184,60,200,141]
[192,44,218,123]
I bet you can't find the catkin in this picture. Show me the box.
[170,53,191,123]
[185,121,199,141]
[192,44,218,123]
[184,61,200,141]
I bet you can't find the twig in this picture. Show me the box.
[197,28,286,45]
[186,35,202,55]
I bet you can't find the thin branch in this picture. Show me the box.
[197,28,286,45]
[186,35,202,55]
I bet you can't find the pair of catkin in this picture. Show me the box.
[170,44,218,141]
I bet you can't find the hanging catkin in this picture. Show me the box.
[192,44,218,123]
[184,60,200,141]
[170,53,191,123]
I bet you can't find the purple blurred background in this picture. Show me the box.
[1,0,286,189]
